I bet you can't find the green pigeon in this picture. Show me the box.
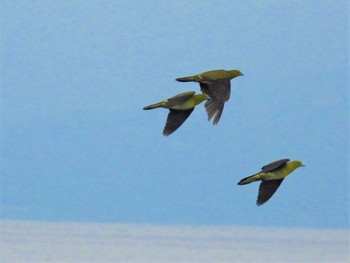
[176,69,243,125]
[238,159,305,206]
[143,91,208,136]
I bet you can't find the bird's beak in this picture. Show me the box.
[240,73,244,76]
[301,165,305,167]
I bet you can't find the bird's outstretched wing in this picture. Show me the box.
[165,91,195,108]
[200,79,231,102]
[204,98,224,125]
[257,179,284,206]
[163,108,194,136]
[261,159,290,172]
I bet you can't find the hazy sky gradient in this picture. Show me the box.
[1,1,349,228]
[2,221,349,262]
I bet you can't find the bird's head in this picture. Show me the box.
[195,93,209,103]
[228,70,244,79]
[290,160,305,170]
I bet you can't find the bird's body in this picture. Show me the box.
[176,69,242,83]
[176,69,243,125]
[238,159,304,206]
[143,92,206,111]
[143,91,208,136]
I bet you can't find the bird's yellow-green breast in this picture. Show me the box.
[260,160,304,181]
[171,93,208,110]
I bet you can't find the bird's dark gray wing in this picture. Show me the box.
[166,91,195,108]
[163,108,194,136]
[204,98,224,125]
[200,79,231,102]
[261,159,290,172]
[257,179,284,206]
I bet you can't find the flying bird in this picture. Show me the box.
[237,159,305,206]
[176,69,243,125]
[143,91,208,136]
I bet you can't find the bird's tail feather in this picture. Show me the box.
[143,101,164,110]
[238,173,261,185]
[176,76,197,82]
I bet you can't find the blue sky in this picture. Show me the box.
[1,1,348,228]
